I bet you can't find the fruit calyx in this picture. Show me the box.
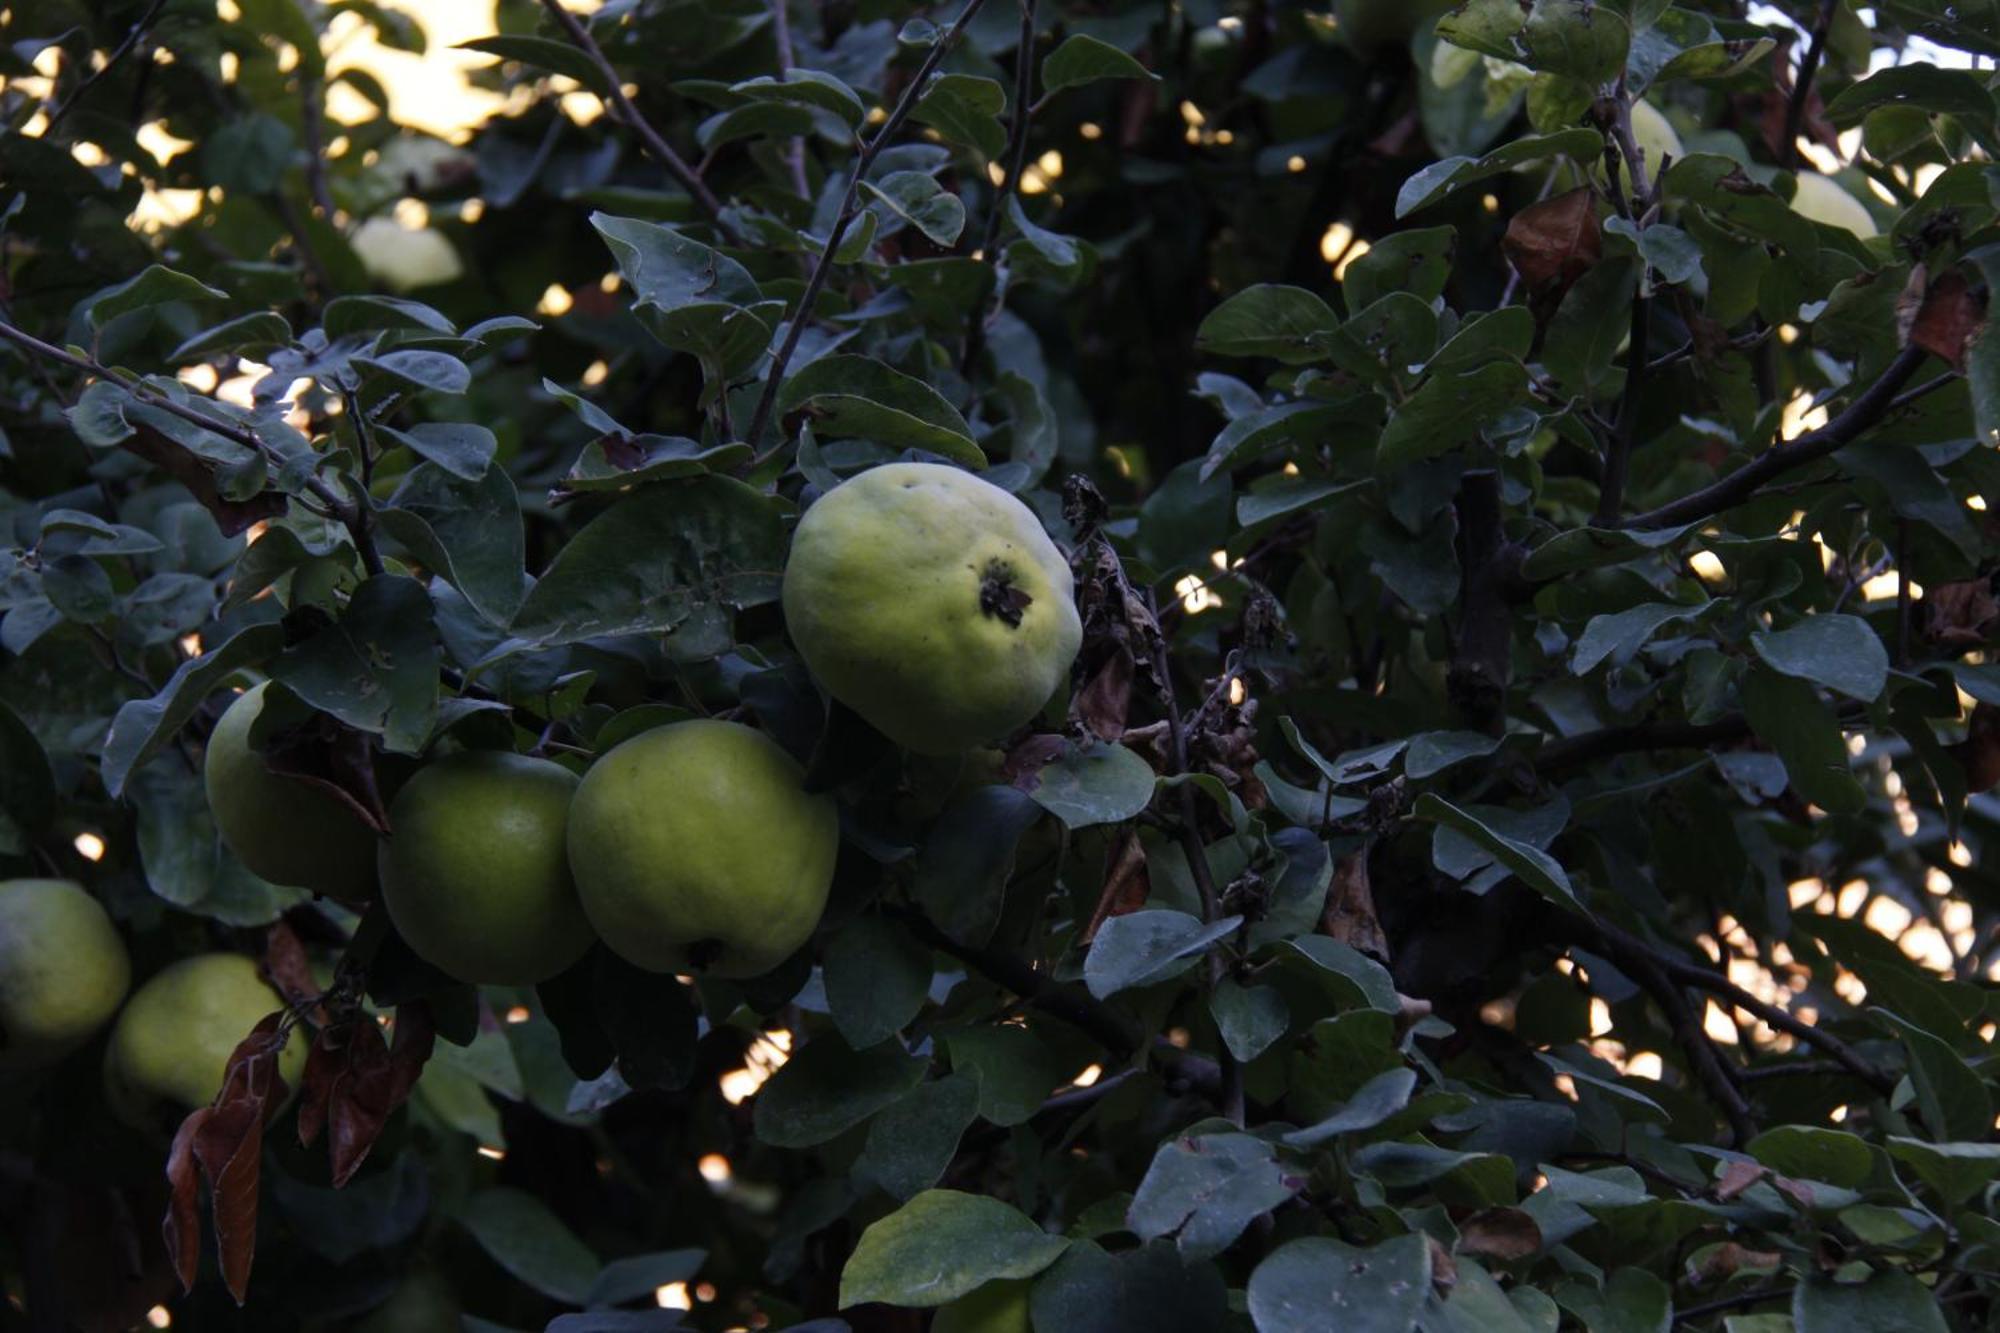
[978,560,1033,629]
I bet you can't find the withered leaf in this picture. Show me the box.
[1082,827,1152,944]
[163,1109,211,1295]
[1456,1206,1542,1262]
[1910,268,1988,372]
[1953,702,2000,793]
[1926,579,1998,648]
[1321,850,1389,962]
[1502,188,1602,304]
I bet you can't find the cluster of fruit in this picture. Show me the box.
[0,464,1081,1127]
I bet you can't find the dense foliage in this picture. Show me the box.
[2,0,1999,1329]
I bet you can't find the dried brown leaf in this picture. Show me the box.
[1082,828,1152,944]
[1502,188,1602,303]
[1926,579,1998,648]
[162,1108,210,1294]
[1953,703,2000,793]
[1910,268,1987,372]
[1456,1206,1543,1262]
[1321,850,1389,961]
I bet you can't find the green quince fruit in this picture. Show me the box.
[0,879,130,1073]
[379,750,596,986]
[933,1279,1033,1333]
[205,682,378,902]
[103,953,305,1129]
[1790,170,1878,237]
[782,462,1082,755]
[568,719,837,978]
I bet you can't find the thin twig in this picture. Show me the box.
[960,0,1039,374]
[45,0,170,130]
[1592,920,1896,1095]
[535,0,741,244]
[1781,0,1841,170]
[1624,343,1934,530]
[300,70,339,220]
[1145,588,1245,1127]
[1672,1283,1794,1325]
[894,907,1143,1058]
[768,0,812,199]
[1608,943,1757,1145]
[0,319,381,573]
[744,0,994,458]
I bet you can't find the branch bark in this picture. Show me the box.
[536,0,742,244]
[0,319,382,575]
[45,0,170,131]
[1623,343,1933,530]
[1781,0,1841,170]
[744,0,994,457]
[960,0,1039,375]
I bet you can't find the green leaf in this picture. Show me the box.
[353,349,472,394]
[822,915,932,1050]
[1543,258,1640,396]
[1084,909,1245,999]
[752,1035,926,1148]
[100,623,285,798]
[128,759,306,925]
[458,35,610,94]
[914,784,1044,948]
[377,461,526,626]
[1742,665,1864,814]
[1885,1137,2000,1206]
[1826,64,2000,146]
[1128,1133,1303,1260]
[1283,1068,1418,1148]
[1247,1235,1431,1333]
[1792,1269,1948,1333]
[1211,979,1291,1063]
[1195,286,1340,363]
[1395,128,1605,217]
[508,476,785,649]
[590,213,762,315]
[1873,1008,1994,1142]
[1437,0,1631,84]
[1041,34,1159,96]
[1554,1268,1672,1333]
[272,575,439,754]
[38,510,164,557]
[944,1025,1068,1127]
[855,1073,981,1200]
[1751,614,1889,702]
[454,1187,601,1304]
[912,74,1007,159]
[1377,360,1530,469]
[1404,730,1505,780]
[838,1190,1068,1308]
[1747,1125,1874,1189]
[1342,226,1457,312]
[586,1251,708,1309]
[169,311,293,361]
[732,69,867,129]
[1520,522,1695,579]
[201,114,294,194]
[862,171,968,246]
[1029,1241,1230,1333]
[86,265,226,330]
[0,699,54,835]
[323,294,456,337]
[1025,741,1157,828]
[1414,793,1577,909]
[1572,602,1705,674]
[1286,937,1401,1013]
[1003,196,1088,288]
[376,421,495,480]
[776,356,982,464]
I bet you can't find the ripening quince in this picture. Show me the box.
[1606,99,1684,200]
[206,682,379,903]
[781,463,1082,755]
[350,216,465,293]
[932,1279,1033,1333]
[567,720,838,979]
[379,750,597,986]
[1335,0,1455,55]
[103,953,305,1128]
[1789,170,1878,238]
[0,879,130,1073]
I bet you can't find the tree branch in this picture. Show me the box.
[960,0,1039,375]
[0,319,382,575]
[536,0,742,244]
[45,0,170,131]
[1623,343,1933,530]
[895,908,1143,1058]
[1591,919,1897,1095]
[1145,588,1245,1127]
[300,70,339,221]
[744,0,993,457]
[1781,0,1840,170]
[768,0,812,200]
[1607,940,1757,1146]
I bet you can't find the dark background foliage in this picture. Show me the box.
[1,0,1999,1329]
